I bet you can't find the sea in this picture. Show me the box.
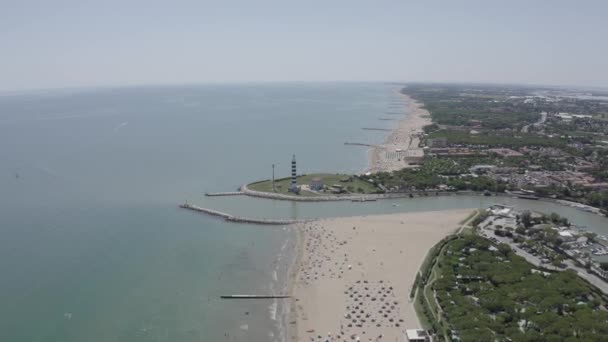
[1,83,607,342]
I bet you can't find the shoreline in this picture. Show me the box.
[241,184,606,219]
[368,90,432,173]
[283,224,305,342]
[288,209,473,341]
[236,86,608,340]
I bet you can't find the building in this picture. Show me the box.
[429,148,484,158]
[404,149,425,164]
[488,148,524,158]
[470,165,496,174]
[330,184,345,194]
[288,154,300,193]
[309,177,324,191]
[427,137,447,148]
[404,329,430,342]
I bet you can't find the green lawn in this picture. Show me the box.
[247,173,379,196]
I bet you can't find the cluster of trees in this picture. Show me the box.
[586,191,608,209]
[518,211,570,229]
[532,185,608,212]
[433,235,608,341]
[404,84,541,130]
[362,158,508,193]
[426,130,567,149]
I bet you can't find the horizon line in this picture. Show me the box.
[1,80,607,96]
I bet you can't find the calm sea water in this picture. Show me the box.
[0,83,400,342]
[1,83,607,342]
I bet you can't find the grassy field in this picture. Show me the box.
[247,173,379,196]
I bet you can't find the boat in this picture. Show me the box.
[517,195,539,200]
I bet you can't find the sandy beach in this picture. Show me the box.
[288,209,473,342]
[369,92,432,173]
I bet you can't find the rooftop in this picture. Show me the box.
[405,329,428,340]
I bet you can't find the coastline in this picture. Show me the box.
[265,86,608,341]
[289,209,473,341]
[368,91,432,173]
[283,224,304,342]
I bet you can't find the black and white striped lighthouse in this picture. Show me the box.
[288,154,300,193]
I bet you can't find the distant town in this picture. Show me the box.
[364,84,608,213]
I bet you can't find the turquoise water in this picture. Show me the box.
[1,83,607,342]
[0,83,398,342]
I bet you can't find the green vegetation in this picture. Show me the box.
[361,158,507,192]
[431,235,608,341]
[399,83,608,214]
[247,173,380,196]
[404,84,541,130]
[427,130,567,149]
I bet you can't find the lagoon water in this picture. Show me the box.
[1,83,607,342]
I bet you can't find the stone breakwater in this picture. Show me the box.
[241,184,362,202]
[204,191,244,197]
[240,184,468,202]
[179,203,310,225]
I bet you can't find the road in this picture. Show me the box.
[521,111,547,133]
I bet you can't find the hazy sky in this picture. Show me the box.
[2,0,607,91]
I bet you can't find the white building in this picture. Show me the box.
[404,329,430,342]
[309,177,324,191]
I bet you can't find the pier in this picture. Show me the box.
[220,294,291,299]
[362,127,391,131]
[204,191,244,197]
[179,203,306,225]
[378,118,397,121]
[344,142,375,147]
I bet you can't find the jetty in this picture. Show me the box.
[204,191,244,197]
[220,294,291,299]
[344,142,374,147]
[362,127,391,131]
[179,203,306,225]
[378,118,397,121]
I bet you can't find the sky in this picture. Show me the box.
[1,0,607,91]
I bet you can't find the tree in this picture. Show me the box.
[600,262,608,271]
[520,211,532,228]
[584,232,597,243]
[498,243,512,256]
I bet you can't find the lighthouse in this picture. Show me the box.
[288,154,300,193]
